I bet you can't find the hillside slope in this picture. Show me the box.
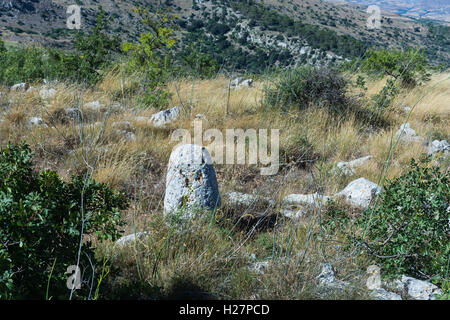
[0,0,448,71]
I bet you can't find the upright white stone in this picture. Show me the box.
[164,144,221,219]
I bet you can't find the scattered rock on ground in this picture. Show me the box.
[230,77,253,89]
[224,192,275,207]
[27,117,46,127]
[401,275,442,300]
[134,116,150,125]
[279,208,305,219]
[317,264,349,290]
[283,193,330,207]
[150,106,180,128]
[84,100,103,112]
[334,155,373,176]
[335,177,381,208]
[195,113,207,121]
[164,144,221,220]
[246,261,270,274]
[116,130,136,141]
[112,121,133,131]
[369,288,402,300]
[39,87,56,100]
[366,265,381,290]
[115,232,149,247]
[11,83,27,91]
[281,193,329,219]
[427,139,449,156]
[112,121,135,141]
[395,123,423,143]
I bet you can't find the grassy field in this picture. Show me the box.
[1,70,448,299]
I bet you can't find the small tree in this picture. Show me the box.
[122,7,178,108]
[73,6,122,84]
[361,48,430,87]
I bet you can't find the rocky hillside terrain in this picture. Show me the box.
[0,0,449,71]
[0,1,448,301]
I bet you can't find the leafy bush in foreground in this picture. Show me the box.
[0,143,127,299]
[361,158,449,281]
[263,66,350,113]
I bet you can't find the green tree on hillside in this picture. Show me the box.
[361,48,430,87]
[122,7,178,107]
[73,6,122,83]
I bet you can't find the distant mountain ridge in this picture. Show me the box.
[0,0,448,71]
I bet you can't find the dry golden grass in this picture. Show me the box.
[1,71,448,299]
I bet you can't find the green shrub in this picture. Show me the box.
[263,66,350,113]
[0,7,120,86]
[179,45,220,78]
[0,143,127,299]
[122,7,177,108]
[361,48,430,88]
[73,6,122,84]
[361,158,449,281]
[372,78,398,109]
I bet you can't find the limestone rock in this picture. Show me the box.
[283,193,330,207]
[115,232,149,247]
[395,123,423,143]
[334,155,373,176]
[224,192,275,207]
[366,265,381,290]
[230,77,253,89]
[84,101,103,112]
[317,264,348,289]
[27,117,47,127]
[370,288,402,300]
[39,87,56,100]
[195,113,207,121]
[164,144,221,219]
[427,139,449,156]
[335,178,381,208]
[281,193,329,220]
[112,121,133,131]
[11,83,27,91]
[150,106,179,128]
[134,116,150,125]
[279,208,305,219]
[401,275,442,300]
[246,261,269,274]
[65,108,82,120]
[116,130,136,141]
